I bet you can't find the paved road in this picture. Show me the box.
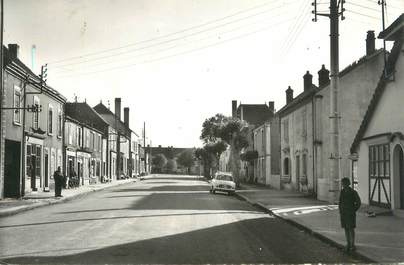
[0,174,363,264]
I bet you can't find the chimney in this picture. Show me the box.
[115,98,121,119]
[232,100,237,118]
[124,107,129,127]
[318,64,330,87]
[8,44,19,60]
[268,101,274,114]
[366,30,375,56]
[303,71,313,91]
[286,86,293,104]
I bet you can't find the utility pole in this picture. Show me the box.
[378,0,388,78]
[143,122,146,175]
[312,0,345,203]
[0,0,4,198]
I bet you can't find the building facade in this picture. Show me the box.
[65,102,108,185]
[277,32,385,201]
[3,44,66,197]
[351,15,404,211]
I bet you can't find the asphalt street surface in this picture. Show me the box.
[0,174,364,264]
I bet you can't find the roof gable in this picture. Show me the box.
[351,39,403,153]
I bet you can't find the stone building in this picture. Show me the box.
[278,31,385,202]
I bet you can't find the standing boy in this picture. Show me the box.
[339,177,361,252]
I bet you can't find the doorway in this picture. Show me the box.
[44,153,49,189]
[4,140,21,197]
[296,155,300,191]
[394,145,404,209]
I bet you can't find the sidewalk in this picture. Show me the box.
[236,183,404,263]
[0,178,136,217]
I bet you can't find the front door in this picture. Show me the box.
[296,155,300,191]
[4,140,21,197]
[399,147,404,209]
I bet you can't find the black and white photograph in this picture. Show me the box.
[0,0,403,264]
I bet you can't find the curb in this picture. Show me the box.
[0,180,136,218]
[235,191,376,263]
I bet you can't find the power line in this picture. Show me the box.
[51,11,293,75]
[345,10,380,20]
[47,0,290,65]
[280,1,311,55]
[51,1,297,70]
[53,18,294,79]
[279,0,307,52]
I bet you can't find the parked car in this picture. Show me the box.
[210,171,236,195]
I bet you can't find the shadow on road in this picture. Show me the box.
[0,211,261,229]
[2,217,359,264]
[113,185,209,193]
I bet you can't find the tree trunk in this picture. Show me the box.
[229,136,241,186]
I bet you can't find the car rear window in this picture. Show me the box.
[216,175,233,181]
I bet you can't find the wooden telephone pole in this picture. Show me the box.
[312,0,345,202]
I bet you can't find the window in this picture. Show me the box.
[283,158,290,175]
[36,146,41,177]
[33,97,40,130]
[13,86,21,124]
[90,131,95,150]
[283,119,289,143]
[78,127,82,147]
[57,109,62,137]
[369,144,390,206]
[302,154,307,176]
[48,105,53,134]
[302,110,307,137]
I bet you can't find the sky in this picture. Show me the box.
[4,0,404,148]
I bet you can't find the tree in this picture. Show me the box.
[165,159,177,173]
[205,140,227,174]
[200,114,249,184]
[177,149,195,174]
[152,154,167,173]
[194,147,214,178]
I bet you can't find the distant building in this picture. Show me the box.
[64,102,109,185]
[94,98,131,180]
[351,14,404,211]
[230,100,274,182]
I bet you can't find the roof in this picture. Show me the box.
[3,45,66,103]
[276,49,384,118]
[236,104,273,126]
[93,102,131,137]
[350,36,403,153]
[378,13,404,41]
[65,102,109,135]
[277,84,318,117]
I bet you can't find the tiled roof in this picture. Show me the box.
[65,102,109,135]
[378,14,404,41]
[93,102,131,137]
[350,39,403,153]
[277,84,318,116]
[3,45,66,102]
[237,104,273,126]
